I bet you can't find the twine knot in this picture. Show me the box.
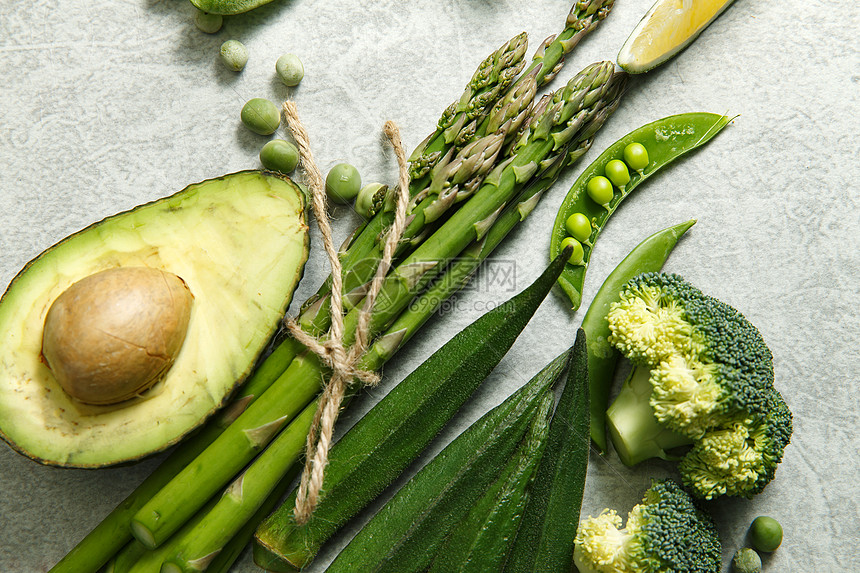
[280,101,410,525]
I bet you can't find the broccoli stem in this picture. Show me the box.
[606,366,692,466]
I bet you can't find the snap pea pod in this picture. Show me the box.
[550,112,733,309]
[581,219,696,452]
[325,353,567,573]
[504,327,589,572]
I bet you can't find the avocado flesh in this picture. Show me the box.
[0,171,309,468]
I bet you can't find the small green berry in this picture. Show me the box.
[220,40,249,72]
[586,176,614,206]
[194,10,223,34]
[325,163,362,204]
[604,159,631,188]
[276,54,304,87]
[260,140,299,174]
[732,548,762,573]
[623,142,649,172]
[565,212,592,243]
[750,515,783,552]
[241,98,280,136]
[560,237,584,265]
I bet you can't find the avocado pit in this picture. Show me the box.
[41,266,193,405]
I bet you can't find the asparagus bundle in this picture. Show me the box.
[49,4,619,572]
[132,59,624,571]
[299,0,616,336]
[249,84,624,570]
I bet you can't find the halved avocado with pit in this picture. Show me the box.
[0,171,309,468]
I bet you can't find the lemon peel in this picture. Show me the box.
[618,0,737,73]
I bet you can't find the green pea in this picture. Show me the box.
[276,54,304,87]
[326,163,362,204]
[604,159,630,188]
[623,142,649,172]
[750,516,783,552]
[241,98,280,136]
[585,176,614,206]
[260,140,299,174]
[565,212,592,243]
[194,10,223,34]
[355,183,387,217]
[560,237,584,265]
[220,40,248,72]
[732,548,762,573]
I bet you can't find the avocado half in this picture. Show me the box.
[0,171,309,468]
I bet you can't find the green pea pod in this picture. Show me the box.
[504,327,589,572]
[325,352,568,573]
[252,251,571,572]
[550,112,734,309]
[582,219,696,453]
[190,0,272,15]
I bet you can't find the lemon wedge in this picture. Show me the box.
[617,0,736,73]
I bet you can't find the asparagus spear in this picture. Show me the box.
[368,75,626,364]
[106,495,220,573]
[108,460,302,573]
[409,0,616,171]
[295,78,539,336]
[196,459,300,573]
[408,32,528,178]
[530,0,617,86]
[368,0,617,273]
[130,352,325,549]
[363,149,581,367]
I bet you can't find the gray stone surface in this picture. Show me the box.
[0,0,857,571]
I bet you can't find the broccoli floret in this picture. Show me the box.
[573,479,721,573]
[679,388,793,498]
[605,272,792,500]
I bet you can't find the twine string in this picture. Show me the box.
[280,101,411,525]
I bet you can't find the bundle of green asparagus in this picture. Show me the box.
[50,3,623,572]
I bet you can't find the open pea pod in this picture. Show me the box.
[550,112,734,309]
